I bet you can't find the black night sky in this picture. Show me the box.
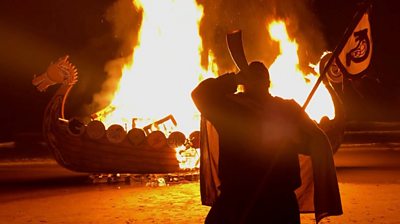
[1,0,399,142]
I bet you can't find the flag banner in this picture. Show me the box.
[303,1,371,109]
[336,10,372,79]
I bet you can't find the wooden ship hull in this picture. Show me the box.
[43,84,181,174]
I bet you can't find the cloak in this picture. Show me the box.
[200,117,342,223]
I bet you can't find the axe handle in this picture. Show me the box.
[227,30,248,71]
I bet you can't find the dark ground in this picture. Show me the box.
[0,142,400,223]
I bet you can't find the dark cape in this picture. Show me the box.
[200,115,342,223]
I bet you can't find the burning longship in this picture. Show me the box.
[32,56,195,174]
[32,1,345,174]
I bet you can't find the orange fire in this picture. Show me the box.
[267,21,335,121]
[97,0,217,169]
[100,0,216,136]
[97,1,334,169]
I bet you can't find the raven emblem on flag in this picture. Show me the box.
[346,29,370,66]
[336,10,372,78]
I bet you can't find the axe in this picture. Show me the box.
[226,30,249,71]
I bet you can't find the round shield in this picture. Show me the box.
[167,131,186,148]
[86,120,106,140]
[106,124,127,144]
[127,128,146,146]
[67,117,86,136]
[319,52,343,83]
[146,131,167,149]
[189,131,200,149]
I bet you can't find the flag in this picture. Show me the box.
[303,1,372,108]
[336,7,372,79]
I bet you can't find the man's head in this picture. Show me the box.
[240,61,270,94]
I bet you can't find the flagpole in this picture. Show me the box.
[302,0,372,110]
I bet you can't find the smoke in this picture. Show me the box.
[89,0,142,112]
[90,0,326,112]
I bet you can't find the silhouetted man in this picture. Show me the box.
[192,61,340,223]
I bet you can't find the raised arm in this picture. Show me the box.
[192,72,241,128]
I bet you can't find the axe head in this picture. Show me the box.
[226,30,248,71]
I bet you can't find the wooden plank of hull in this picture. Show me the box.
[53,122,180,174]
[59,149,179,173]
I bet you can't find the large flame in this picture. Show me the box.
[99,0,218,169]
[101,0,216,136]
[268,21,335,121]
[97,2,334,169]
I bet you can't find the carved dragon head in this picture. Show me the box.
[32,55,78,92]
